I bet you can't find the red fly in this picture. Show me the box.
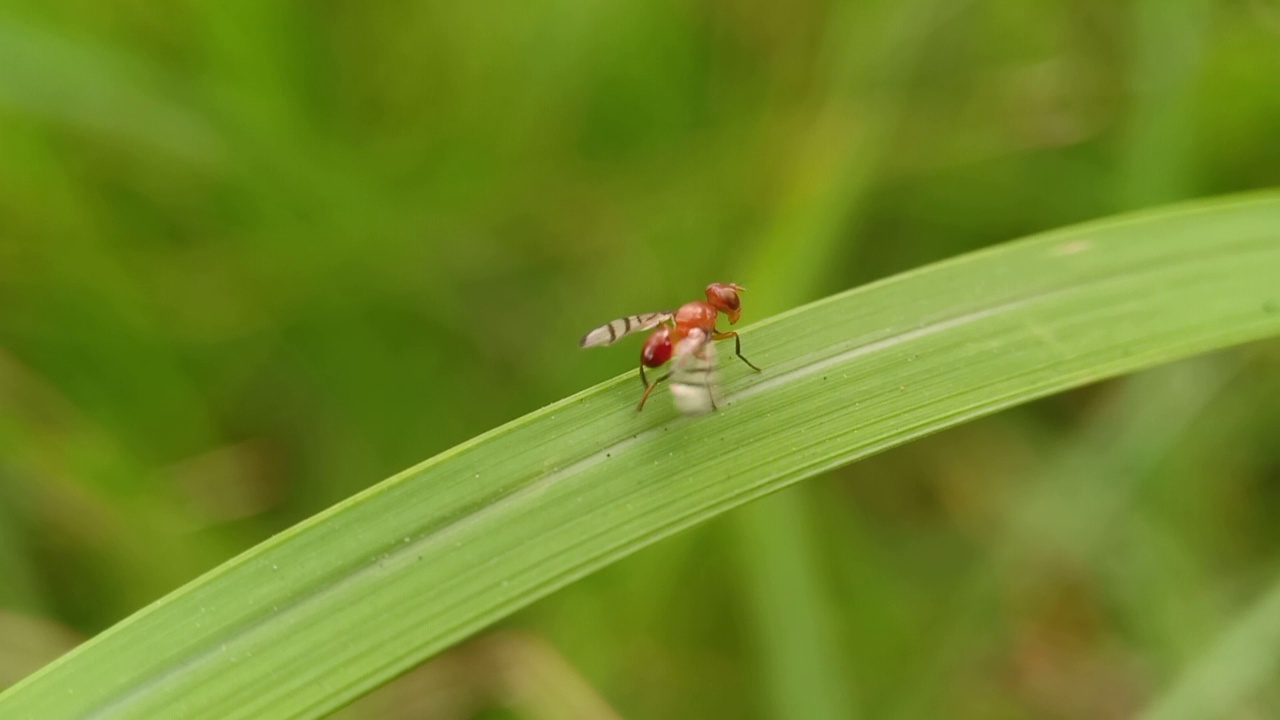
[579,283,762,414]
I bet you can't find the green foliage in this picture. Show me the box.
[2,1,1280,718]
[2,196,1279,719]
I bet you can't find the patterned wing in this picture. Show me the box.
[668,328,718,415]
[579,311,673,348]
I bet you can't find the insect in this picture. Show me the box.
[579,282,762,414]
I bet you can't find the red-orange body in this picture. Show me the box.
[580,282,759,413]
[640,284,745,371]
[674,301,718,336]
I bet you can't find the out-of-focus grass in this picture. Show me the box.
[0,1,1279,718]
[2,195,1279,719]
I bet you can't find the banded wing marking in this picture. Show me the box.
[578,311,673,348]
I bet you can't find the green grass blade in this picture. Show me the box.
[1137,569,1280,720]
[1141,568,1280,712]
[3,193,1280,720]
[1118,0,1212,209]
[731,494,859,720]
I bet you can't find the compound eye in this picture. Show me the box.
[706,283,743,323]
[641,329,673,367]
[705,283,740,310]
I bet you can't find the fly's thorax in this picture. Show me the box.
[674,301,717,334]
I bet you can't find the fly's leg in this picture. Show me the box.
[637,365,671,412]
[713,330,762,372]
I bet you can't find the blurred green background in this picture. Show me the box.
[2,1,1280,718]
